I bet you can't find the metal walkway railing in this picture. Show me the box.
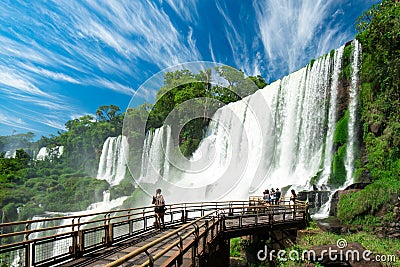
[0,199,308,267]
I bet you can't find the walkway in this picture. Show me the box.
[0,200,308,266]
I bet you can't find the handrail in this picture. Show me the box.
[0,199,308,267]
[106,202,308,267]
[0,200,308,241]
[104,209,222,267]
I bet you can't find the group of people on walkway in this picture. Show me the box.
[262,188,297,205]
[152,187,299,229]
[262,188,282,205]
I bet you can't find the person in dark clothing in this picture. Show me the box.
[290,189,297,204]
[275,188,281,205]
[290,189,297,218]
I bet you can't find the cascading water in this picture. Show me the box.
[35,146,64,161]
[97,136,128,186]
[139,126,173,184]
[313,40,362,219]
[319,45,345,187]
[23,191,128,265]
[11,138,129,265]
[134,42,362,208]
[345,39,362,186]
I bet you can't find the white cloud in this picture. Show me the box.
[0,111,36,132]
[209,35,217,63]
[252,0,350,79]
[19,64,80,84]
[0,68,52,98]
[163,0,199,22]
[93,78,136,96]
[215,1,258,76]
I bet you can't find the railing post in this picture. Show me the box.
[70,219,81,258]
[143,208,147,231]
[77,229,84,256]
[177,232,183,265]
[25,222,31,267]
[228,202,233,216]
[107,220,113,246]
[204,220,210,254]
[144,250,154,267]
[192,224,199,266]
[127,210,133,236]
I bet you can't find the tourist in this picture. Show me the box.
[290,189,297,204]
[263,189,270,205]
[271,188,276,204]
[290,189,297,218]
[152,188,166,229]
[275,188,281,205]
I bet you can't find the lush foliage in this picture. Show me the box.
[338,177,400,223]
[338,0,400,223]
[328,110,349,187]
[0,68,267,224]
[230,237,245,257]
[0,105,123,223]
[145,67,265,157]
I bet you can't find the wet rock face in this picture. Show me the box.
[297,190,330,213]
[375,200,400,239]
[329,183,370,217]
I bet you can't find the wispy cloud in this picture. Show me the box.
[0,110,36,132]
[93,78,136,96]
[162,0,199,23]
[60,0,202,67]
[252,0,351,79]
[215,1,259,76]
[0,68,52,98]
[209,35,217,63]
[19,63,80,84]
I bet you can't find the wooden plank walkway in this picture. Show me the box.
[63,213,303,267]
[61,226,193,267]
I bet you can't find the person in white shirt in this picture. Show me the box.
[152,188,166,229]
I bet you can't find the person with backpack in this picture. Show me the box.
[263,189,271,205]
[152,188,166,229]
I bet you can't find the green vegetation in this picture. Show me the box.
[141,67,266,158]
[337,0,400,224]
[0,105,123,223]
[230,237,244,257]
[340,45,353,80]
[328,110,349,188]
[0,68,266,225]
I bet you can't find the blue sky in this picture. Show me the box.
[0,0,380,138]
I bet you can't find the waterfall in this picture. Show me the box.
[36,146,64,161]
[20,193,128,265]
[97,136,129,186]
[139,126,175,184]
[319,46,345,187]
[133,43,361,205]
[345,39,362,186]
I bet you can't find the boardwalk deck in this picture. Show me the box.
[0,201,308,267]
